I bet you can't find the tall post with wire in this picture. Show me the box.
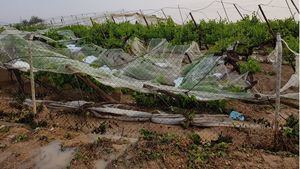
[29,34,37,115]
[274,33,282,146]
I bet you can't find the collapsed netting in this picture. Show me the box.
[0,28,297,101]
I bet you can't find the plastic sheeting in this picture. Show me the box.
[0,28,280,101]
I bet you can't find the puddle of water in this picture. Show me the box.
[34,141,75,169]
[94,159,109,169]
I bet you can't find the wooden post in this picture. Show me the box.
[285,0,296,21]
[140,10,149,28]
[29,34,37,115]
[291,0,299,13]
[178,5,184,24]
[274,33,282,145]
[258,5,276,40]
[221,0,230,22]
[161,9,168,20]
[233,4,244,20]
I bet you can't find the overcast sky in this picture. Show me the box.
[0,0,299,24]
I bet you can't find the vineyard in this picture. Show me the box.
[0,6,299,169]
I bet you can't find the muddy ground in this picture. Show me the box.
[0,63,299,169]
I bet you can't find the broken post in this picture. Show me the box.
[274,33,282,146]
[258,5,276,40]
[29,34,37,115]
[233,4,244,20]
[221,0,230,22]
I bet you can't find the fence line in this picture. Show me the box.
[22,0,297,28]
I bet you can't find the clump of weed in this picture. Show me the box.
[132,92,227,114]
[283,115,299,138]
[139,128,158,140]
[189,132,202,145]
[187,133,232,168]
[182,111,195,129]
[14,134,29,143]
[239,58,261,74]
[92,121,109,134]
[0,125,10,133]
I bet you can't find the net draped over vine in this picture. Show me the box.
[2,28,295,101]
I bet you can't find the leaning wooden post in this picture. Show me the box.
[221,0,230,22]
[291,0,299,13]
[274,33,282,145]
[258,5,276,40]
[233,4,244,20]
[178,5,184,24]
[217,11,222,21]
[189,12,202,49]
[285,0,296,21]
[189,12,198,28]
[111,15,116,23]
[29,34,37,115]
[140,10,149,28]
[161,9,168,20]
[90,17,95,26]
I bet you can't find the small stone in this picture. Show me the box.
[0,143,7,149]
[0,125,5,129]
[7,135,15,140]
